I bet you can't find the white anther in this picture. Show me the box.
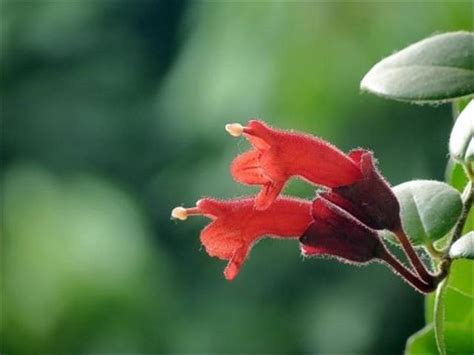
[225,123,244,137]
[171,207,188,221]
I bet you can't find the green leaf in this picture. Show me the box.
[449,100,474,163]
[361,32,474,103]
[431,261,474,332]
[388,180,463,245]
[445,159,469,192]
[405,322,474,355]
[433,278,448,355]
[462,208,474,235]
[443,321,474,354]
[425,293,435,324]
[450,232,474,259]
[405,324,438,355]
[453,97,473,119]
[442,261,474,354]
[409,260,474,354]
[447,259,474,297]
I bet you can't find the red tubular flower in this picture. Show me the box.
[226,121,400,230]
[173,120,439,293]
[300,196,385,263]
[226,120,363,210]
[172,197,312,281]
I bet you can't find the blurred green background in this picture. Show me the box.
[1,1,472,353]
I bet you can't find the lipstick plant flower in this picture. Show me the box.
[172,31,473,355]
[173,119,446,293]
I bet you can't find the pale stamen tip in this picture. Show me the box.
[225,123,244,137]
[171,206,188,221]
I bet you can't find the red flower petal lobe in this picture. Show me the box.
[223,246,249,281]
[230,150,269,185]
[255,181,286,210]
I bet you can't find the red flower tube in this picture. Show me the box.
[226,120,363,210]
[172,197,312,281]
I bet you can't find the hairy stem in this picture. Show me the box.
[393,227,435,285]
[378,248,436,294]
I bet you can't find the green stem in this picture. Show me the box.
[430,167,473,354]
[465,164,474,182]
[451,180,473,244]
